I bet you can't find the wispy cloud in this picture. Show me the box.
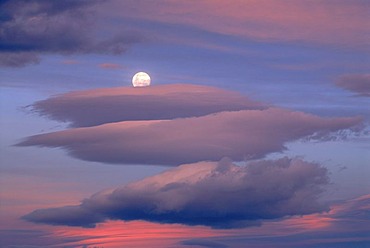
[62,59,80,65]
[0,52,40,67]
[105,0,370,49]
[98,63,123,69]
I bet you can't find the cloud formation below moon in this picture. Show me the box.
[23,157,329,229]
[18,107,361,166]
[29,84,266,127]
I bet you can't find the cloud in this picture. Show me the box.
[335,74,370,97]
[18,106,361,165]
[179,194,370,248]
[331,194,370,222]
[21,205,104,228]
[0,52,40,67]
[105,0,370,49]
[0,229,97,248]
[98,63,123,69]
[0,0,143,67]
[29,84,266,127]
[181,238,228,248]
[23,157,329,229]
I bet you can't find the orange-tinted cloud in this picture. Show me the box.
[51,220,220,248]
[5,195,369,247]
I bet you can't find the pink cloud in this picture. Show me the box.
[30,84,266,127]
[336,74,370,97]
[104,0,370,49]
[13,194,370,247]
[17,108,361,165]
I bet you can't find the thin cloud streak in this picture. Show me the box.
[98,63,123,69]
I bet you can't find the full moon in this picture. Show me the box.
[132,72,151,87]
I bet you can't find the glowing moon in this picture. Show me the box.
[132,72,151,87]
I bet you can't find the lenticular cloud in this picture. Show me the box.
[30,84,266,127]
[23,157,329,228]
[18,107,361,166]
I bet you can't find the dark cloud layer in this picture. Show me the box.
[0,229,101,248]
[17,107,361,165]
[23,157,329,229]
[181,239,228,248]
[0,0,143,67]
[30,84,266,127]
[335,74,370,97]
[178,194,370,248]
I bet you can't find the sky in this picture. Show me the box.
[0,0,370,247]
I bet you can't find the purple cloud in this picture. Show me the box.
[177,194,370,248]
[18,107,361,165]
[23,157,329,229]
[0,229,101,248]
[335,74,370,97]
[0,0,143,67]
[30,84,266,127]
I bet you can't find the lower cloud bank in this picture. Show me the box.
[23,157,329,229]
[3,193,369,248]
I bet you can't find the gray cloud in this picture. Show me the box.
[335,74,370,97]
[17,107,362,166]
[0,52,40,67]
[181,239,228,248]
[177,194,370,248]
[30,84,266,127]
[23,157,329,229]
[0,0,143,67]
[0,229,99,248]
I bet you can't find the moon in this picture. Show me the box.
[132,72,151,87]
